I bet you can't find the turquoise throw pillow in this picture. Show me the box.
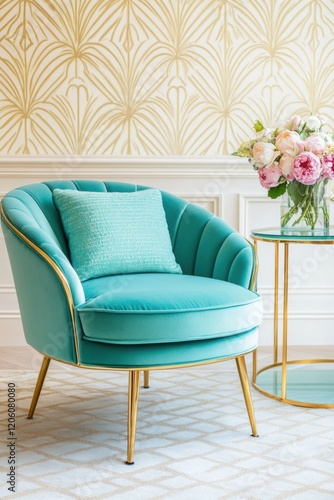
[53,188,182,281]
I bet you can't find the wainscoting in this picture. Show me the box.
[1,156,334,346]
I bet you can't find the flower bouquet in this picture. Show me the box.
[233,115,334,233]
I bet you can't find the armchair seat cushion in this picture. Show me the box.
[77,274,262,345]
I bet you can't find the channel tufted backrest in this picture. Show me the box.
[2,180,188,255]
[1,180,255,289]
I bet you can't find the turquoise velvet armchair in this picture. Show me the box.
[1,180,262,464]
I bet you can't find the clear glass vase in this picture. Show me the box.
[280,179,330,235]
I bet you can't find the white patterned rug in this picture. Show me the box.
[1,364,334,499]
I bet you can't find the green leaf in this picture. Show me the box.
[268,183,287,199]
[254,120,264,133]
[287,180,308,205]
[231,139,257,157]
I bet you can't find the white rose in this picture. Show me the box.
[318,132,333,146]
[252,142,278,166]
[256,128,273,139]
[306,115,321,130]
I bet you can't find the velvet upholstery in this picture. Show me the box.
[79,274,261,344]
[1,180,262,463]
[53,188,182,280]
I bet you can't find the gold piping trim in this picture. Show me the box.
[0,203,80,363]
[249,242,259,291]
[245,237,259,292]
[33,347,257,372]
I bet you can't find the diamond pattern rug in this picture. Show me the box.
[1,363,334,499]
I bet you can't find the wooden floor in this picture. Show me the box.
[1,345,333,371]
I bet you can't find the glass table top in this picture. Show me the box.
[251,227,334,242]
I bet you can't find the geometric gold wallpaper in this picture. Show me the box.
[1,0,334,156]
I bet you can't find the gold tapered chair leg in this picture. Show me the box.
[143,370,149,388]
[235,355,258,437]
[126,370,140,465]
[27,356,51,419]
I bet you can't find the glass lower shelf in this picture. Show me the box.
[254,364,334,407]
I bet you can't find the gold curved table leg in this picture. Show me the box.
[27,356,51,419]
[126,370,140,465]
[143,370,149,388]
[236,356,258,437]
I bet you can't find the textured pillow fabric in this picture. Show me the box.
[53,188,182,281]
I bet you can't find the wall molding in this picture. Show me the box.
[0,312,20,319]
[0,285,16,293]
[0,155,255,179]
[0,286,19,315]
[181,193,223,217]
[238,193,280,235]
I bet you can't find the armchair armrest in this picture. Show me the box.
[1,199,85,364]
[1,194,85,306]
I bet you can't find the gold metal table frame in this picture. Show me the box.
[251,227,334,409]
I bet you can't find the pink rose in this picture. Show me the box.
[322,153,334,179]
[275,130,301,154]
[291,115,302,130]
[295,141,305,153]
[292,152,322,185]
[258,165,282,189]
[279,154,295,181]
[252,142,278,166]
[304,135,325,155]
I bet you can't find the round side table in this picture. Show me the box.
[251,227,334,408]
